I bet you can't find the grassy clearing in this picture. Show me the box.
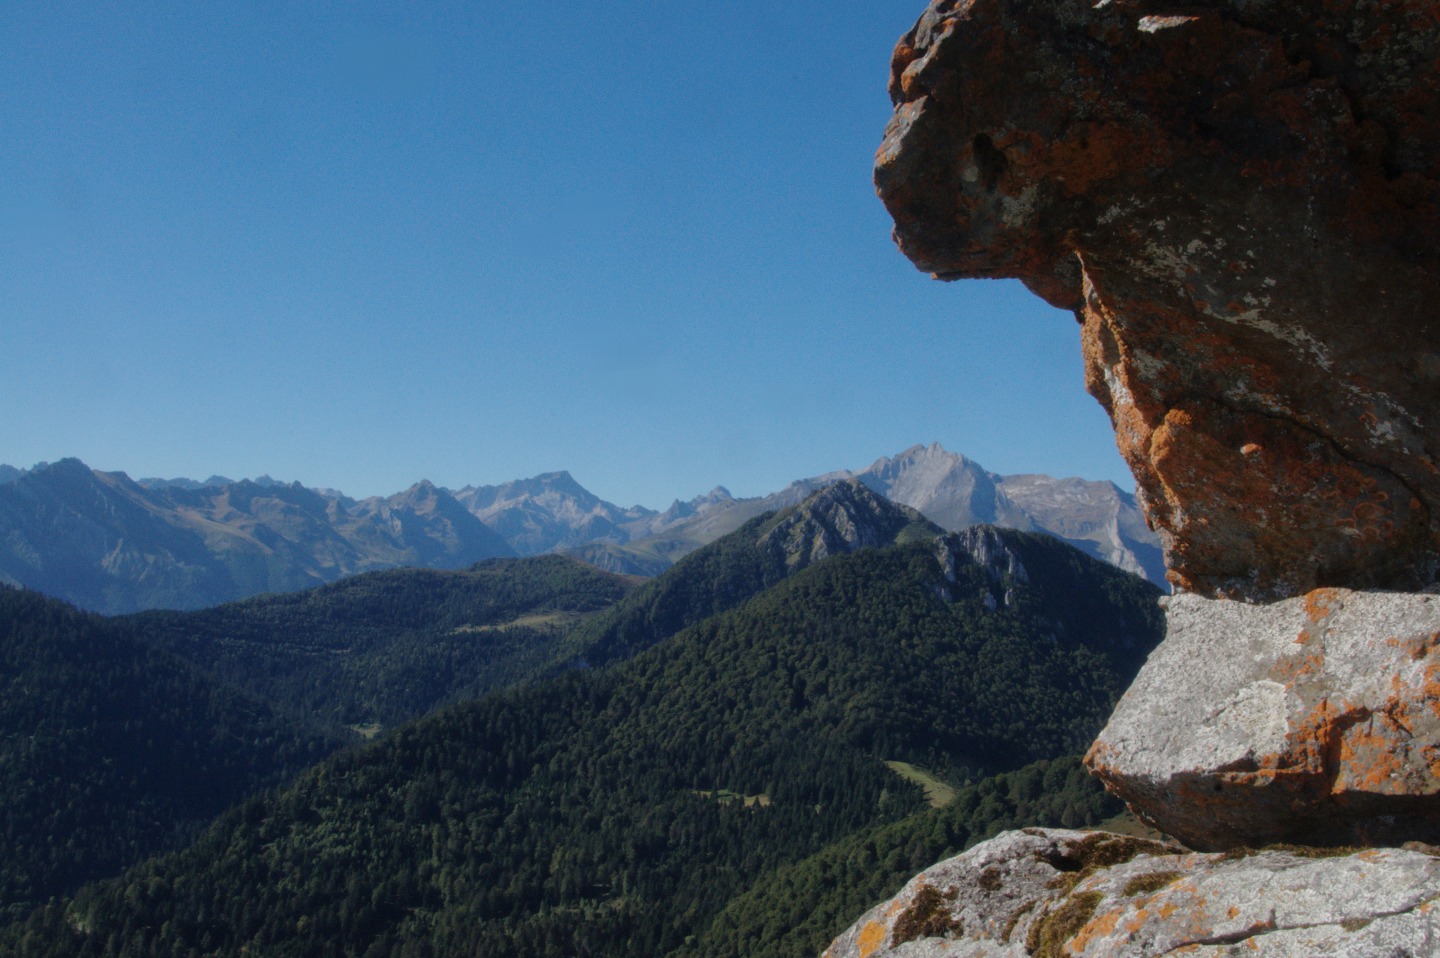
[452,611,587,635]
[1096,810,1171,842]
[693,789,772,808]
[348,723,383,740]
[884,761,958,808]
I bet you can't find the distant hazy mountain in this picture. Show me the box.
[857,444,1165,586]
[451,471,654,555]
[0,446,1163,611]
[570,444,1165,588]
[0,460,514,613]
[137,475,236,491]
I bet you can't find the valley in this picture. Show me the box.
[0,482,1162,957]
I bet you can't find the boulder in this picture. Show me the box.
[823,827,1440,958]
[875,0,1440,601]
[1086,588,1440,851]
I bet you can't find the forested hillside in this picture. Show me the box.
[0,586,335,922]
[124,555,637,734]
[564,479,940,668]
[677,755,1119,958]
[2,525,1162,958]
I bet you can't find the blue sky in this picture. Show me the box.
[1,1,1129,508]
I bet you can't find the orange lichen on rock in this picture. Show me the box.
[1088,589,1440,849]
[853,919,887,958]
[825,829,1440,958]
[877,0,1440,600]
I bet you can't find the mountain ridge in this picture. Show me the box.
[570,443,1163,586]
[0,460,515,613]
[0,445,1163,612]
[0,500,1163,957]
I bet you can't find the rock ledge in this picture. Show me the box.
[1086,588,1440,850]
[824,828,1440,957]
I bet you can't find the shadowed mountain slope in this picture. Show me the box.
[2,513,1161,958]
[0,585,335,922]
[124,555,638,735]
[562,480,940,669]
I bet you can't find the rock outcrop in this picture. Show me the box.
[876,0,1440,600]
[825,828,1440,958]
[1087,589,1440,851]
[757,478,938,570]
[933,526,1029,608]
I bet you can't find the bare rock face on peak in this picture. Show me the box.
[756,478,938,570]
[876,0,1440,600]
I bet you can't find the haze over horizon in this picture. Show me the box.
[2,440,1141,516]
[2,2,1130,509]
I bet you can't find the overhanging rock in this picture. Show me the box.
[876,0,1440,601]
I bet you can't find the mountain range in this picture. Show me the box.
[0,444,1163,613]
[0,481,1162,956]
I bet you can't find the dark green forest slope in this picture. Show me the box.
[0,586,335,922]
[3,525,1161,958]
[677,756,1118,958]
[123,555,637,732]
[563,479,941,668]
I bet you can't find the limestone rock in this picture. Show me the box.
[1086,588,1440,851]
[936,526,1028,584]
[876,0,1440,601]
[823,828,1440,958]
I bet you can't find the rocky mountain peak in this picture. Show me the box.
[40,458,95,481]
[864,440,967,475]
[524,470,587,497]
[757,479,938,571]
[695,486,734,506]
[857,441,1000,529]
[401,479,439,500]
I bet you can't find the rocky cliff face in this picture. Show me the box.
[876,0,1440,601]
[845,0,1440,952]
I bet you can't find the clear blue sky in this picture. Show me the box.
[1,1,1130,508]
